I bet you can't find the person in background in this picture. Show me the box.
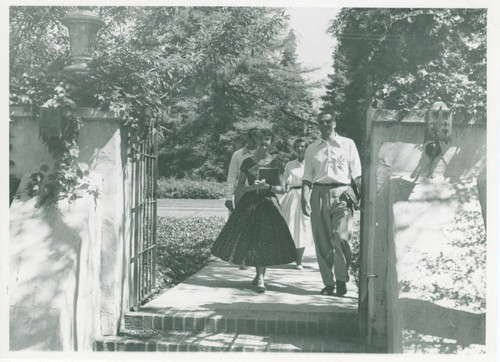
[225,127,259,212]
[225,127,259,270]
[211,128,297,293]
[301,113,361,297]
[280,138,313,270]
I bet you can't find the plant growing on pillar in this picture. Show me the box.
[27,80,92,208]
[11,6,315,190]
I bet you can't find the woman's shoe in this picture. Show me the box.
[256,279,266,293]
[295,264,303,270]
[320,285,335,296]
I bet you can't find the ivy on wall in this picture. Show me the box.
[28,81,90,207]
[10,7,317,202]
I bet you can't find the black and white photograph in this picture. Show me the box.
[2,0,498,360]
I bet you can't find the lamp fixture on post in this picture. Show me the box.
[62,6,105,75]
[424,98,452,158]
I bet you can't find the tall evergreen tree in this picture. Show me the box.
[322,8,486,148]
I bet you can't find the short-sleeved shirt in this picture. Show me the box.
[302,134,361,185]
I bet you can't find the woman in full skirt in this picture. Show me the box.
[211,128,297,293]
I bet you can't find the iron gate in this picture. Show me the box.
[130,121,158,310]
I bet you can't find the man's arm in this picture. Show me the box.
[353,176,361,192]
[349,140,362,188]
[225,151,239,211]
[301,180,312,216]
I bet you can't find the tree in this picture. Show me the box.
[10,6,318,182]
[152,8,317,179]
[322,8,486,147]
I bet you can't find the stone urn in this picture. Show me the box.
[62,7,105,74]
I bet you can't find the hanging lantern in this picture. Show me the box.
[423,99,453,159]
[424,99,452,144]
[62,7,105,75]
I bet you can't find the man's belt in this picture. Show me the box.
[289,186,302,190]
[313,182,349,188]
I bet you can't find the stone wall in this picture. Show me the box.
[9,107,54,180]
[9,175,102,351]
[364,113,486,352]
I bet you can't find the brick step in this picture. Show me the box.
[94,330,363,352]
[124,309,358,337]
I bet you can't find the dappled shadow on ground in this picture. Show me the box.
[400,298,485,346]
[141,251,359,315]
[180,260,357,300]
[142,300,357,316]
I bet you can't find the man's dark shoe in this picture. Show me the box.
[320,285,335,296]
[336,281,347,297]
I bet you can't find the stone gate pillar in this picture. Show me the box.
[9,8,133,351]
[9,107,133,350]
[366,102,486,352]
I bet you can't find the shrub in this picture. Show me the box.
[157,177,225,199]
[9,174,21,206]
[351,217,361,288]
[399,206,486,312]
[155,216,226,292]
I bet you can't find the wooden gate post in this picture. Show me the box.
[358,75,377,348]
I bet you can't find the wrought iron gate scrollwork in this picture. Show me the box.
[130,121,158,311]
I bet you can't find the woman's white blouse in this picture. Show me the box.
[284,159,305,188]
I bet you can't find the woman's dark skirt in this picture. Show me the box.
[211,190,297,267]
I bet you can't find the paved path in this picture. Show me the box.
[157,198,228,218]
[96,201,362,352]
[158,195,289,218]
[143,247,358,313]
[100,247,362,352]
[155,199,359,309]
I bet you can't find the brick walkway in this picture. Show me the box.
[95,247,363,352]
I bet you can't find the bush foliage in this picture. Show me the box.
[155,216,225,291]
[157,177,225,199]
[9,174,21,205]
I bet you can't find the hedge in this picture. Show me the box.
[157,177,225,199]
[154,216,226,294]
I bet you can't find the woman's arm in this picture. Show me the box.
[236,169,265,194]
[269,171,285,194]
[281,163,290,193]
[267,163,285,194]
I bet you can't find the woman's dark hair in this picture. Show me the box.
[247,127,259,139]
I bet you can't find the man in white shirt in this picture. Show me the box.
[301,113,361,297]
[225,127,259,211]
